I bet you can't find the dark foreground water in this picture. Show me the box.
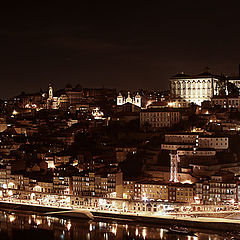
[0,210,237,240]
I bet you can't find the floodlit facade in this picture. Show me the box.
[123,180,135,199]
[133,181,194,203]
[72,171,123,198]
[170,72,219,107]
[117,92,141,108]
[170,69,240,107]
[134,182,168,201]
[196,175,238,204]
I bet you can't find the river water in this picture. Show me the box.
[0,210,237,240]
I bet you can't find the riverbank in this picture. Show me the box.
[0,200,240,231]
[92,210,240,231]
[0,201,93,219]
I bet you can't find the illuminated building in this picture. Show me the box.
[173,183,194,203]
[72,171,123,199]
[53,166,75,195]
[123,180,135,199]
[47,84,59,109]
[134,181,168,201]
[15,91,44,110]
[92,107,104,119]
[46,84,84,110]
[46,85,115,110]
[170,67,240,107]
[38,181,54,194]
[170,71,219,107]
[133,180,193,203]
[0,117,7,132]
[196,174,238,204]
[117,92,141,108]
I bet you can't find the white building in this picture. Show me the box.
[170,71,219,107]
[117,92,141,108]
[170,70,240,107]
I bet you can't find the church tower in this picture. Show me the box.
[169,153,180,182]
[117,93,124,105]
[126,92,132,104]
[134,92,141,108]
[49,84,53,100]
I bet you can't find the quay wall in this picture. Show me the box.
[0,201,239,231]
[92,211,239,231]
[0,201,93,219]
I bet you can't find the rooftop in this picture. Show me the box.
[141,107,181,112]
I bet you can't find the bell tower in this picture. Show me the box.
[117,93,123,105]
[134,92,141,108]
[126,92,132,104]
[49,84,53,100]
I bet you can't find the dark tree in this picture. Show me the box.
[119,152,143,178]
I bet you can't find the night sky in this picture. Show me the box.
[1,1,240,98]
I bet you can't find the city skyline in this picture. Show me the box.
[2,2,240,239]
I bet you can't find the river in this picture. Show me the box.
[0,210,237,240]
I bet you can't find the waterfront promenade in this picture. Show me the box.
[1,198,240,231]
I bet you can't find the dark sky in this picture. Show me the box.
[1,1,240,98]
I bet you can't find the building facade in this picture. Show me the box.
[211,96,240,109]
[133,180,194,203]
[140,108,181,129]
[170,70,240,107]
[162,133,229,151]
[196,175,238,204]
[170,72,219,107]
[72,171,123,199]
[117,92,141,108]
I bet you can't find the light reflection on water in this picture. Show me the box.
[0,211,237,240]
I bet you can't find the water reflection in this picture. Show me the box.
[0,210,236,240]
